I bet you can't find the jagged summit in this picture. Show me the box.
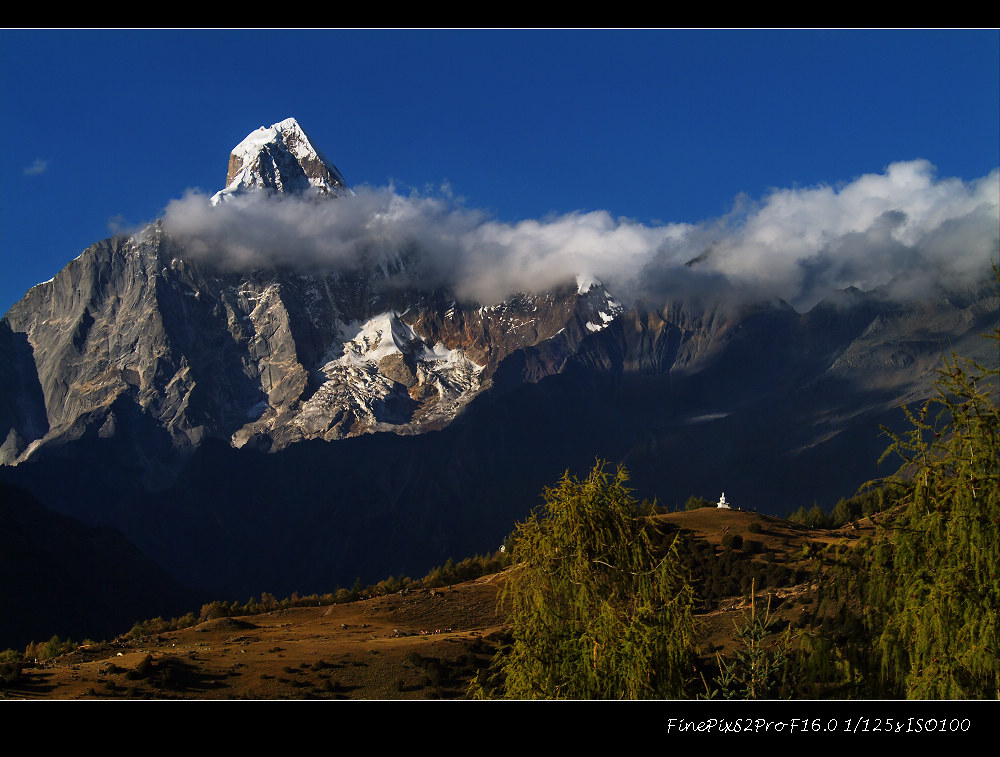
[212,117,353,204]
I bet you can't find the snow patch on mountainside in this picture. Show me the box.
[579,281,624,332]
[331,312,484,378]
[290,311,486,439]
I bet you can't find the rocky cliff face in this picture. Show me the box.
[1,233,631,465]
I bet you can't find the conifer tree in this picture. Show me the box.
[705,580,792,699]
[474,461,697,699]
[827,331,1000,698]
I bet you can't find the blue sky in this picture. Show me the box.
[2,29,998,315]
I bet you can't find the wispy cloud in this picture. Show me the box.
[23,158,49,176]
[161,160,1000,312]
[107,215,131,234]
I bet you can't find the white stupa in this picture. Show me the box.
[717,492,731,509]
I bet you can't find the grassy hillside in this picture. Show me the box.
[0,508,872,700]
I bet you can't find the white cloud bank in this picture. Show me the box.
[162,160,999,311]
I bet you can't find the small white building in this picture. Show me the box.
[717,492,731,509]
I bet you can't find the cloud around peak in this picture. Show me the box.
[161,160,999,311]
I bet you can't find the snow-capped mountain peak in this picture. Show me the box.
[212,117,353,204]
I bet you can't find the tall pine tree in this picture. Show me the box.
[822,331,1000,698]
[473,461,697,699]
